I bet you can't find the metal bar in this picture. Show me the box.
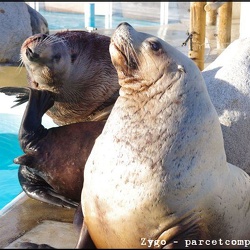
[85,2,96,31]
[160,2,169,25]
[105,2,112,29]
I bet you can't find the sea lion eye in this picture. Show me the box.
[53,53,61,62]
[71,53,78,63]
[150,41,161,51]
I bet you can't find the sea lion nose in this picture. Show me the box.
[116,22,132,29]
[26,47,40,61]
[25,33,48,61]
[34,33,48,41]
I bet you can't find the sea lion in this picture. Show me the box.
[202,37,250,175]
[1,30,119,126]
[15,87,105,208]
[79,22,250,248]
[0,30,119,208]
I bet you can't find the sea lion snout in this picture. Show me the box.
[29,33,48,43]
[110,23,140,77]
[25,34,48,62]
[22,33,48,46]
[116,21,132,29]
[26,47,39,62]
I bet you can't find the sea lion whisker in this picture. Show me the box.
[18,55,23,64]
[17,59,24,73]
[41,38,55,46]
[48,37,69,49]
[124,43,139,69]
[19,54,26,66]
[43,36,61,46]
[33,39,40,52]
[39,35,65,48]
[129,44,140,67]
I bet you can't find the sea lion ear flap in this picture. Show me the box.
[14,154,35,167]
[177,64,186,73]
[71,53,78,63]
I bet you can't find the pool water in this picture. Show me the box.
[0,113,23,210]
[39,9,161,31]
[0,93,56,210]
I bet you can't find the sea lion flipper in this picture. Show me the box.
[75,221,96,249]
[0,86,30,107]
[19,88,54,149]
[12,95,30,108]
[158,216,209,249]
[22,88,55,128]
[14,154,35,166]
[18,165,78,209]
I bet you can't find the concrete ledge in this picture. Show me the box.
[0,192,76,248]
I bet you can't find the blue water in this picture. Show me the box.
[0,94,56,210]
[39,10,160,31]
[0,114,23,210]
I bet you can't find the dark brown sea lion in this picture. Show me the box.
[1,30,119,126]
[79,22,250,248]
[15,88,104,208]
[0,30,119,209]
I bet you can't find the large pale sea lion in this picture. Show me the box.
[15,88,104,208]
[202,37,250,175]
[79,22,250,248]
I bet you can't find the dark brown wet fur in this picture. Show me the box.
[15,88,105,208]
[21,30,119,125]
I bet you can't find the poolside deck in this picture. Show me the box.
[0,192,77,249]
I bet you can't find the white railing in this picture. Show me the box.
[160,2,169,25]
[27,2,169,29]
[26,2,40,12]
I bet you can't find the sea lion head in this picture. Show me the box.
[20,31,119,125]
[109,22,202,98]
[20,33,71,90]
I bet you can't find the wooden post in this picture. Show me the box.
[206,8,217,26]
[189,2,206,71]
[205,1,217,26]
[217,2,232,50]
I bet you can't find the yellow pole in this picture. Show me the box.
[205,1,217,26]
[217,2,232,49]
[188,2,206,71]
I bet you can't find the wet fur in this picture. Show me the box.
[20,31,119,125]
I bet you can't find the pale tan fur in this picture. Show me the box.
[82,23,250,249]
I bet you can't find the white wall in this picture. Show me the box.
[240,2,250,38]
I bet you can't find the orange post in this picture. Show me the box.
[188,2,206,71]
[217,2,232,49]
[205,1,217,26]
